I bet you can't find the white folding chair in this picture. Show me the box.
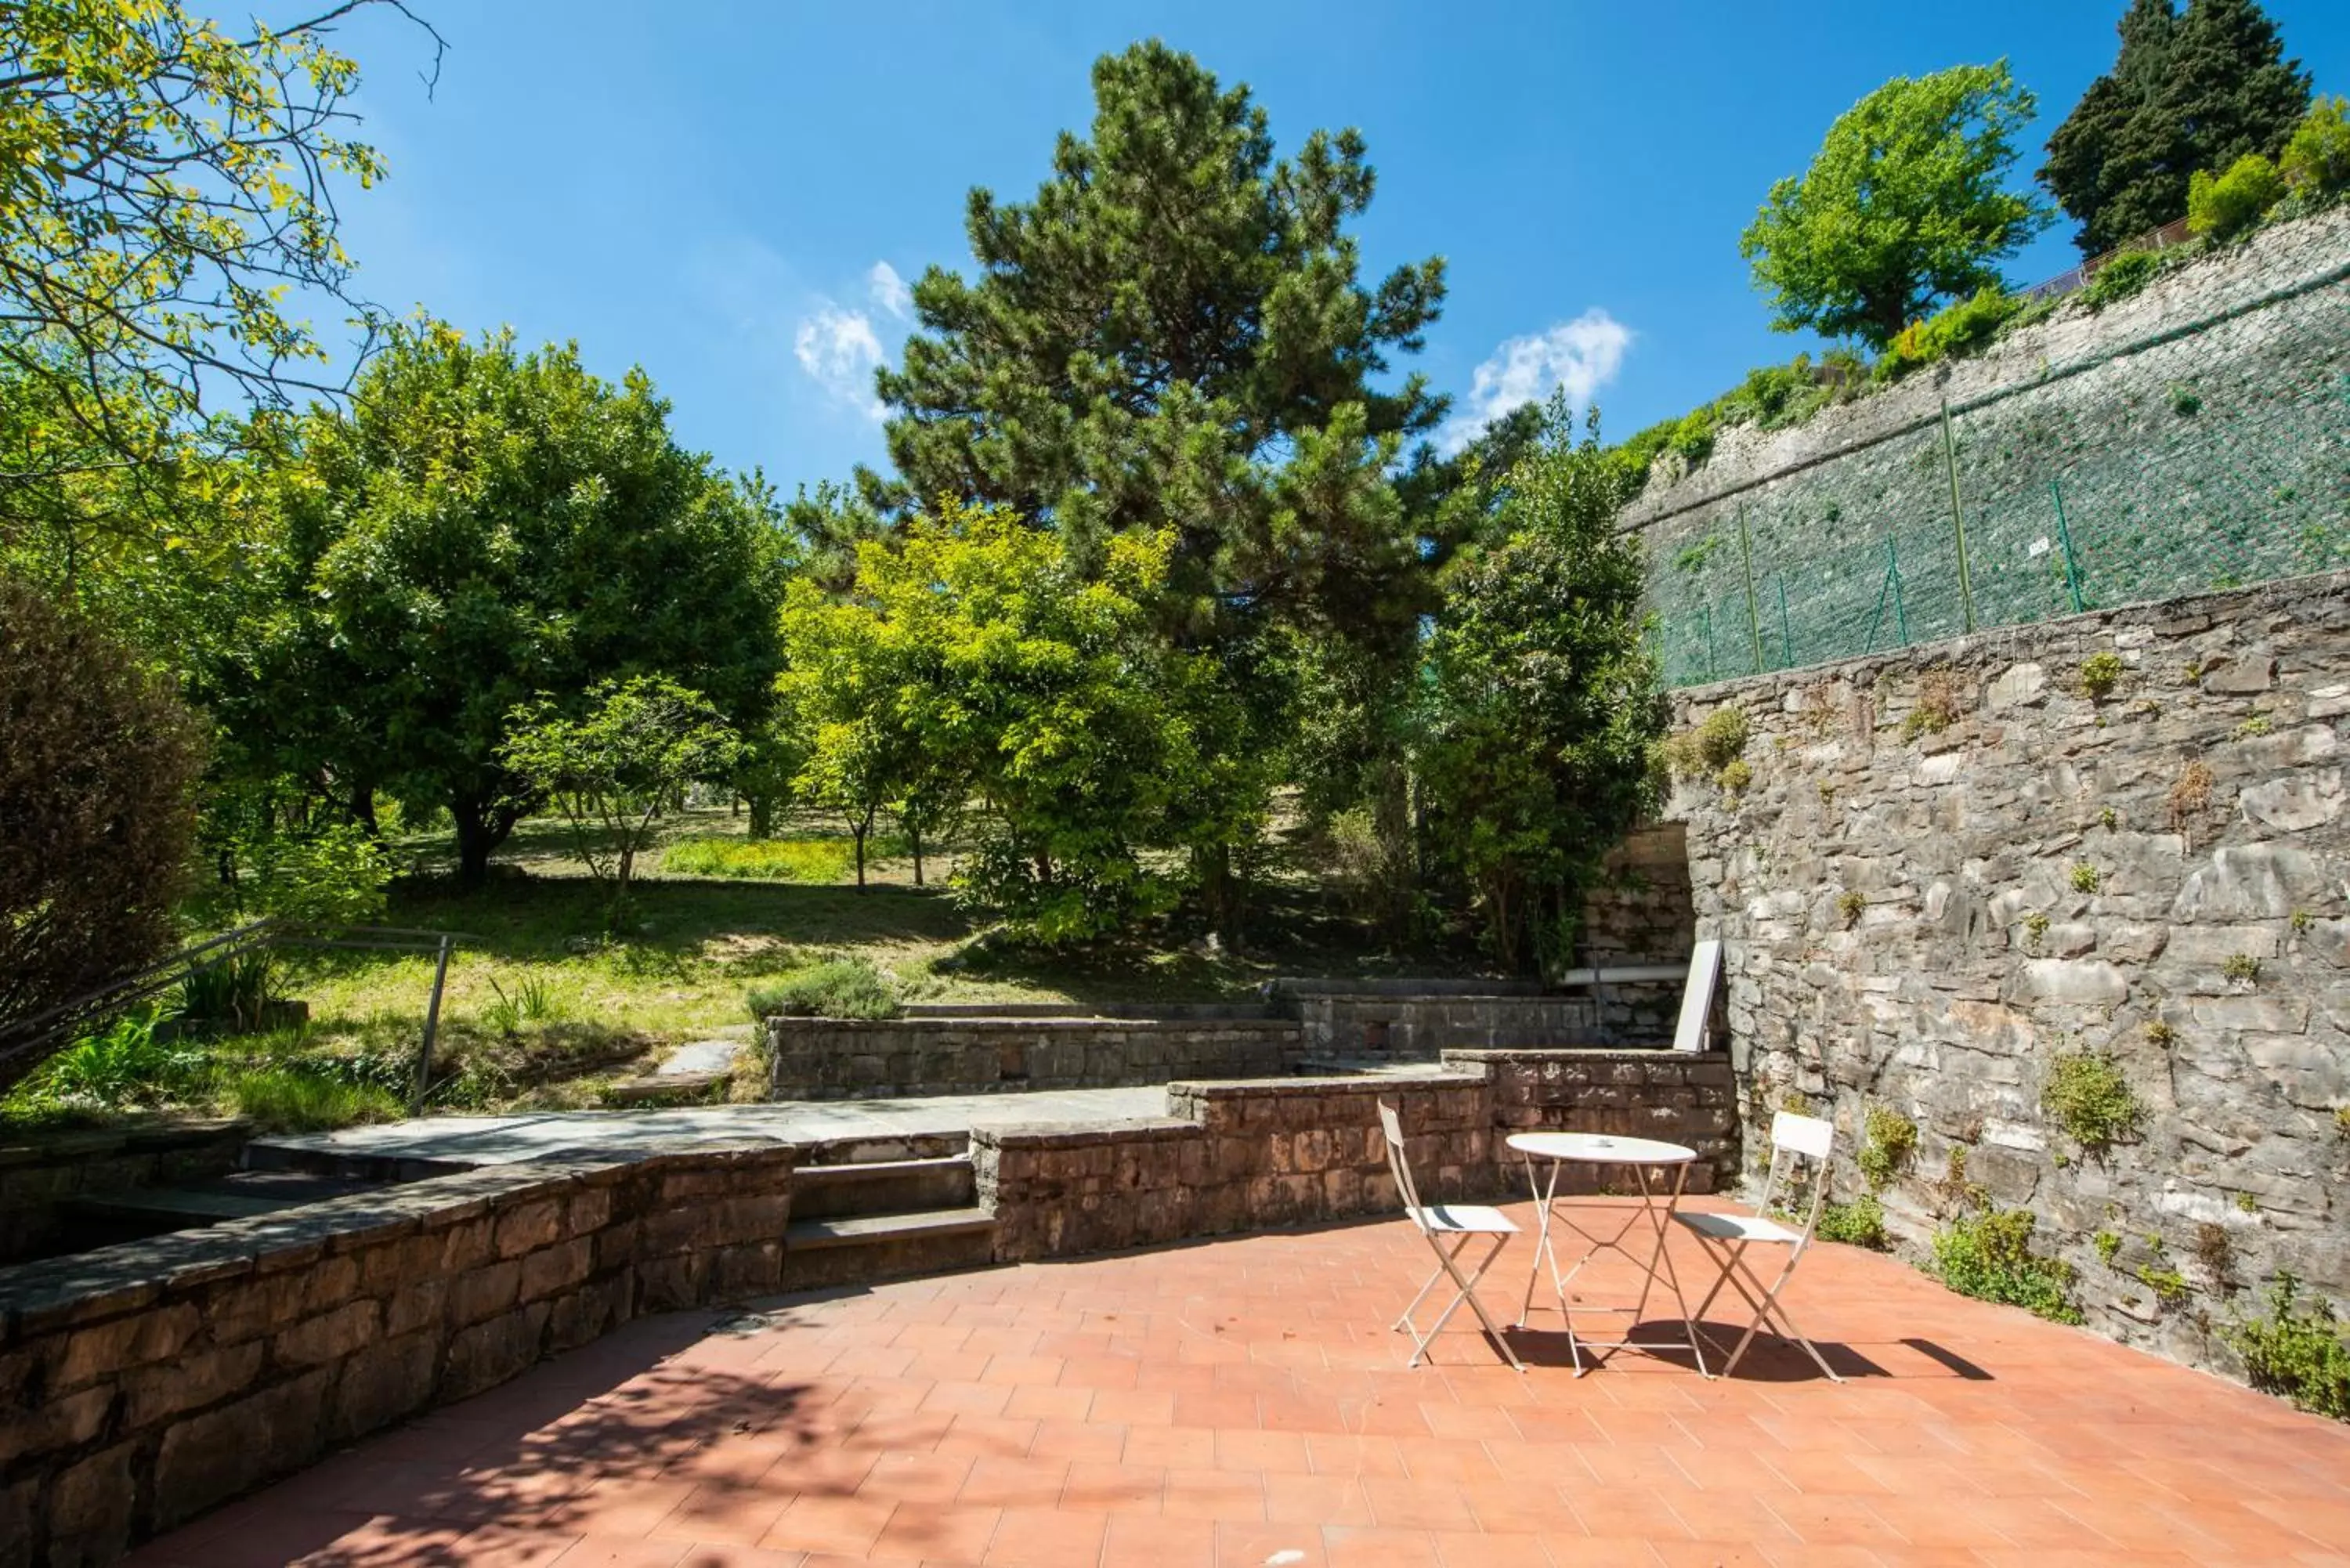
[1376,1100,1525,1371]
[1672,1110,1844,1382]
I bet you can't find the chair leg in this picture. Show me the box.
[1399,1232,1522,1371]
[1719,1251,1842,1383]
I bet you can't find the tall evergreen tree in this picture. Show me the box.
[870,40,1448,931]
[2043,0,2311,255]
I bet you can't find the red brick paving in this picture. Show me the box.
[127,1198,2350,1567]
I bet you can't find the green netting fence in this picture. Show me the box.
[1643,358,2350,689]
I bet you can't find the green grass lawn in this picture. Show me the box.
[5,804,1483,1133]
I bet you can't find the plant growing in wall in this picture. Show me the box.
[2043,1050,2145,1154]
[1837,890,1867,928]
[1932,1208,2083,1324]
[1900,668,1965,742]
[2070,862,2102,894]
[2168,760,2216,833]
[1661,705,1751,783]
[1856,1106,1918,1190]
[2023,911,2051,949]
[2079,651,2124,699]
[1817,1192,1889,1249]
[2223,952,2263,984]
[2222,1274,2350,1422]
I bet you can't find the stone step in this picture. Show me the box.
[790,1155,977,1219]
[783,1206,998,1290]
[61,1170,385,1244]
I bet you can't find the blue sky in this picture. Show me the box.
[324,0,2350,488]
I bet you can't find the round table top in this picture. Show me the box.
[1506,1130,1696,1165]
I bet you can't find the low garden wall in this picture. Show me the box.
[2,1121,251,1266]
[974,1049,1737,1260]
[765,1016,1308,1099]
[1668,569,2350,1372]
[1289,994,1602,1056]
[0,1144,794,1567]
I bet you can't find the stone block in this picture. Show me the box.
[49,1442,133,1568]
[327,1331,439,1443]
[273,1299,381,1368]
[441,1302,551,1403]
[122,1339,265,1428]
[153,1367,330,1530]
[56,1302,199,1389]
[386,1277,450,1339]
[0,1382,110,1468]
[519,1238,595,1302]
[448,1259,521,1327]
[493,1198,566,1259]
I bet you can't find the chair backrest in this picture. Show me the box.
[1672,938,1724,1053]
[1754,1111,1836,1243]
[1376,1100,1427,1227]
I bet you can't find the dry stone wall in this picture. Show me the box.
[765,1016,1307,1099]
[1665,570,2350,1371]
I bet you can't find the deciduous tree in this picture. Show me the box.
[1741,63,2050,349]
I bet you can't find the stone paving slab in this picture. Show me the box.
[254,1086,1177,1168]
[119,1197,2350,1568]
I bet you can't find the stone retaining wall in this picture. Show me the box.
[1290,995,1602,1057]
[765,1017,1307,1099]
[0,1145,794,1567]
[1,1122,250,1266]
[1666,569,2350,1371]
[974,1050,1737,1261]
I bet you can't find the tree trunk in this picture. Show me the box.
[453,800,516,890]
[747,793,777,839]
[852,820,868,889]
[349,782,380,838]
[1197,842,1245,952]
[910,826,925,887]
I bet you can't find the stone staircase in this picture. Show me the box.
[783,1151,996,1290]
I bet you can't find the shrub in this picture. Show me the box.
[2187,154,2287,241]
[2043,1050,2143,1153]
[2079,652,2124,699]
[1932,1208,2081,1324]
[662,836,862,883]
[1900,669,1963,740]
[2023,911,2050,947]
[1716,757,1752,793]
[2222,1274,2350,1422]
[1,577,208,1094]
[745,959,901,1021]
[2280,96,2350,199]
[2094,1230,2122,1266]
[2222,952,2262,984]
[1661,706,1749,780]
[1668,406,1716,464]
[1836,890,1867,929]
[1818,1194,1888,1249]
[2139,1263,2190,1306]
[2070,862,2101,894]
[1880,287,2026,378]
[1856,1106,1918,1190]
[2081,248,2161,309]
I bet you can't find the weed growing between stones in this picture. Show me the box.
[1900,668,1963,741]
[2236,1192,2260,1214]
[2236,714,2272,739]
[1932,1208,2082,1324]
[2099,807,2118,830]
[2023,911,2050,948]
[2140,1262,2191,1306]
[1818,1192,1888,1248]
[2222,1274,2350,1422]
[2146,1019,2177,1048]
[2095,1230,2123,1265]
[1837,889,1866,928]
[1856,1105,1918,1190]
[1661,705,1750,780]
[2334,1105,2350,1138]
[2043,1050,2144,1154]
[2079,651,2124,699]
[2290,909,2314,935]
[2167,760,2215,831]
[2070,862,2102,894]
[2195,1222,2239,1288]
[2222,952,2262,984]
[1717,757,1752,793]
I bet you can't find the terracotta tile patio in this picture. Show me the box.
[125,1198,2350,1567]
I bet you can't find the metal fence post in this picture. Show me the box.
[1777,573,1794,668]
[1737,507,1764,674]
[412,934,454,1115]
[1701,605,1716,683]
[2048,479,2087,612]
[1940,400,1976,633]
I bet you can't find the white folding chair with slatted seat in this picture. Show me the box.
[1376,1099,1525,1371]
[1672,1111,1845,1382]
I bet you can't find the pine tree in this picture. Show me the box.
[2043,0,2310,255]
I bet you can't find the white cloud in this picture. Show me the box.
[867,260,912,320]
[794,305,886,418]
[1441,309,1632,453]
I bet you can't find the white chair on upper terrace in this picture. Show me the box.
[1377,1099,1524,1371]
[1672,1109,1843,1381]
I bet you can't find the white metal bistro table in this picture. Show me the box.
[1507,1130,1709,1377]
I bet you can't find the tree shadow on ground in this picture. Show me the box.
[161,1298,987,1568]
